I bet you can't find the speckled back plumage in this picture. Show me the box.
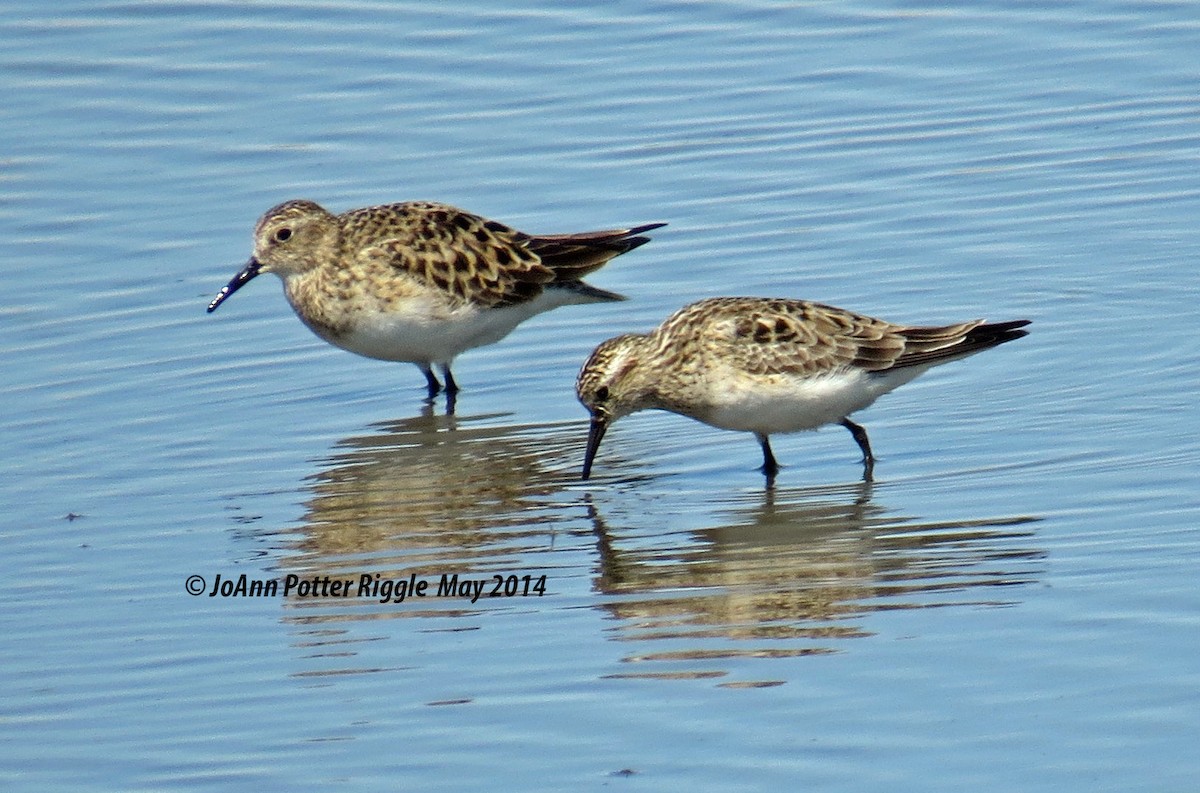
[647,297,1025,378]
[335,201,662,308]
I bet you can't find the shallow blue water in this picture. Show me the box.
[3,1,1199,790]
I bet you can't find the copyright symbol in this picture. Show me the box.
[185,575,206,596]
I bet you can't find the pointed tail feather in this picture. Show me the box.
[893,319,1030,369]
[527,222,666,280]
[534,222,667,247]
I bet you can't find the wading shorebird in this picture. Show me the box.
[576,297,1029,482]
[207,199,665,406]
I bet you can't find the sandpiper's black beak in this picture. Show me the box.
[581,414,609,480]
[207,257,261,313]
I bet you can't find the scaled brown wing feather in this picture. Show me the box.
[704,299,1030,376]
[704,299,910,377]
[684,298,1029,377]
[358,205,557,308]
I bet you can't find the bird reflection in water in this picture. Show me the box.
[584,481,1042,682]
[270,410,1041,685]
[288,407,577,564]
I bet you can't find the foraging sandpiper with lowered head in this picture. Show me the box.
[207,199,664,405]
[576,297,1029,482]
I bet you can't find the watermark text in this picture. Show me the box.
[185,571,547,604]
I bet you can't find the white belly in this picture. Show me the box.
[699,366,928,435]
[311,288,598,365]
[325,304,534,363]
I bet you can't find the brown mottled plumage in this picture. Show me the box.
[207,199,664,403]
[577,297,1029,481]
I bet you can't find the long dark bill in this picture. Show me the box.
[207,258,262,313]
[581,414,609,480]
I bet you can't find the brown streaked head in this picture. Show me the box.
[576,333,652,479]
[206,200,339,313]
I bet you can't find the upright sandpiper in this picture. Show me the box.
[207,199,664,404]
[576,297,1029,482]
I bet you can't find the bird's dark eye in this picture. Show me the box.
[273,228,292,242]
[595,385,609,402]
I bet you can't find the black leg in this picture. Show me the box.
[440,365,458,413]
[441,365,459,396]
[757,434,779,478]
[840,418,875,479]
[421,365,441,400]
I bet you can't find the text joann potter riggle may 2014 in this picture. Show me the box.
[186,571,547,605]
